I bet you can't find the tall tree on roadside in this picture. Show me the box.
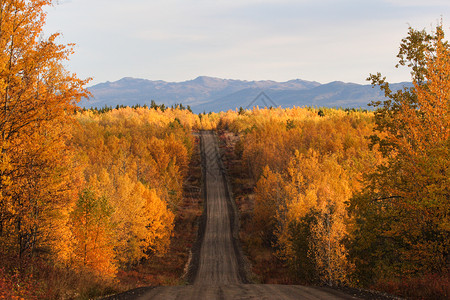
[277,150,352,285]
[70,189,116,277]
[253,166,284,246]
[0,0,89,261]
[350,23,450,283]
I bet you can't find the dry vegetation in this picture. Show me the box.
[219,130,293,284]
[0,1,448,299]
[114,140,203,289]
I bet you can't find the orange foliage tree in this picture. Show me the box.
[71,107,193,271]
[220,107,378,285]
[276,150,352,285]
[70,189,116,277]
[0,0,89,262]
[350,24,450,284]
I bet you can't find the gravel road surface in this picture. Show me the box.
[134,131,360,300]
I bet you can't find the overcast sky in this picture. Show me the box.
[43,0,450,86]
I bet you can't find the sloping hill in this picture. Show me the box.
[83,76,410,113]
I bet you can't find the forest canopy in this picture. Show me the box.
[0,1,448,298]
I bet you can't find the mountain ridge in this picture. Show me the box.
[83,76,411,113]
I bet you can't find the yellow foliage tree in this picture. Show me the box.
[70,189,116,277]
[72,107,189,270]
[276,150,352,285]
[0,0,88,261]
[253,166,284,246]
[221,106,377,284]
[352,23,450,283]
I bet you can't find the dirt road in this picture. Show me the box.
[137,131,359,300]
[192,131,241,285]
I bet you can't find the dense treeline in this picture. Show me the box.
[0,1,448,299]
[71,107,196,276]
[219,24,449,299]
[1,103,200,298]
[82,100,193,114]
[0,102,200,297]
[0,2,203,297]
[219,107,380,285]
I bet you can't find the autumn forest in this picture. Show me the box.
[0,1,449,299]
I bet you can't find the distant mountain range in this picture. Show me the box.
[82,76,411,113]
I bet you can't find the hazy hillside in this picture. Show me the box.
[83,76,411,113]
